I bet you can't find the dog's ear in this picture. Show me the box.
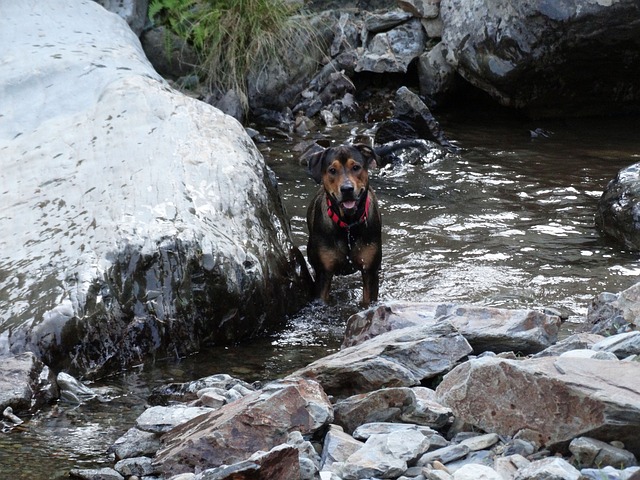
[354,144,379,170]
[305,148,327,184]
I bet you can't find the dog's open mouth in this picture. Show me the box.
[341,200,357,211]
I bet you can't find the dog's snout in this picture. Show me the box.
[340,182,354,196]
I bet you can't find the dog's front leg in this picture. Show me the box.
[314,269,334,303]
[361,269,379,306]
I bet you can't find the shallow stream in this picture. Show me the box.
[2,109,640,479]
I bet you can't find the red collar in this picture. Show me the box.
[326,194,370,229]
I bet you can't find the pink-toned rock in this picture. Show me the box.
[435,356,640,455]
[154,377,332,476]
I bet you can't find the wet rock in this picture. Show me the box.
[109,427,162,460]
[569,437,637,469]
[435,356,640,455]
[57,372,98,404]
[357,16,426,73]
[0,0,308,377]
[441,0,640,117]
[344,301,561,355]
[148,373,255,405]
[154,377,332,477]
[0,352,58,414]
[596,163,640,251]
[334,387,452,434]
[292,320,472,398]
[513,457,580,480]
[586,283,640,335]
[418,42,457,101]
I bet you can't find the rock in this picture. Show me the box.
[57,372,97,404]
[532,333,605,358]
[344,301,560,355]
[194,444,301,480]
[398,0,440,19]
[0,0,308,377]
[592,332,640,359]
[114,456,157,477]
[418,444,471,466]
[513,457,580,480]
[334,387,452,434]
[68,467,124,480]
[95,0,148,36]
[435,356,640,455]
[141,26,199,80]
[0,352,58,414]
[418,42,457,100]
[287,431,321,480]
[586,283,640,335]
[320,425,365,471]
[580,465,640,480]
[458,433,500,452]
[569,437,637,469]
[494,454,530,480]
[135,405,211,434]
[108,427,162,460]
[441,0,640,117]
[357,17,426,73]
[333,429,430,479]
[154,377,332,477]
[353,422,441,442]
[293,320,471,398]
[558,349,619,361]
[148,374,255,405]
[451,464,502,480]
[596,163,640,251]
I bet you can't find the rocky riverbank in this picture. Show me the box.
[57,301,640,480]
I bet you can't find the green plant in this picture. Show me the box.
[148,0,320,112]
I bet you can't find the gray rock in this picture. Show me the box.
[114,456,157,477]
[357,18,426,73]
[57,372,97,404]
[586,283,640,335]
[579,465,640,480]
[320,425,364,470]
[335,429,430,479]
[436,356,640,456]
[597,163,640,252]
[292,320,472,398]
[418,42,457,100]
[418,444,471,466]
[494,454,530,480]
[68,468,124,480]
[334,387,452,434]
[458,433,500,452]
[0,0,308,377]
[353,422,440,442]
[592,331,640,359]
[95,0,148,36]
[345,301,560,355]
[135,405,211,433]
[532,333,605,358]
[441,0,640,117]
[558,349,619,361]
[0,352,58,413]
[569,437,637,469]
[513,457,580,480]
[399,0,440,19]
[140,26,199,79]
[452,464,502,480]
[108,427,162,460]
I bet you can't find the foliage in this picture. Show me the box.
[148,0,319,111]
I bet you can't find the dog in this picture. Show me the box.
[305,144,382,306]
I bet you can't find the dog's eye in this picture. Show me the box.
[352,164,362,172]
[328,167,337,175]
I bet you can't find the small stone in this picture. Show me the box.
[418,444,471,466]
[68,467,124,480]
[451,464,502,480]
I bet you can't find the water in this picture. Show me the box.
[2,110,640,478]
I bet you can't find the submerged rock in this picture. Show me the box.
[0,0,308,377]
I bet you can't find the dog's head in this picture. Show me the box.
[306,144,378,218]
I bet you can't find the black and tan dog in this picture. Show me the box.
[305,144,382,306]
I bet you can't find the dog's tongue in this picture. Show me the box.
[342,200,357,210]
